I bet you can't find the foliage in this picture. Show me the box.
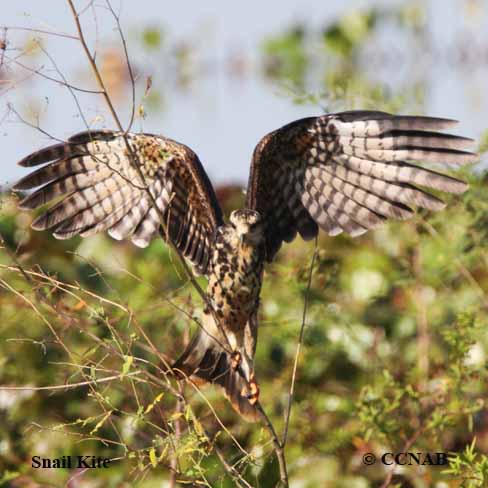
[444,438,488,487]
[2,163,488,486]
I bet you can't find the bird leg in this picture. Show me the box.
[232,350,260,405]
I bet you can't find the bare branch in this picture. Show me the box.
[4,53,104,94]
[0,371,142,391]
[38,44,90,128]
[7,103,65,143]
[282,238,318,447]
[256,402,288,487]
[105,0,136,132]
[0,25,79,41]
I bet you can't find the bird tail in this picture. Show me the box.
[172,330,259,421]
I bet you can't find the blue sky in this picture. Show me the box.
[1,0,487,188]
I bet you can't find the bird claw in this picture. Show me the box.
[230,351,242,370]
[247,375,259,405]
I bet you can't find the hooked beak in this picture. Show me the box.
[239,234,245,244]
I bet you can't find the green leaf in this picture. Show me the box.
[89,410,113,435]
[122,355,134,376]
[144,392,164,414]
[149,447,157,468]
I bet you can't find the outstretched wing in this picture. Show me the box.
[14,130,224,275]
[246,110,477,260]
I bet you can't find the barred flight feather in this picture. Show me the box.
[296,175,341,235]
[324,162,446,211]
[108,177,164,241]
[80,193,143,238]
[15,131,223,277]
[305,166,386,230]
[19,166,113,210]
[247,110,476,260]
[15,156,99,190]
[338,132,473,151]
[52,183,134,239]
[285,169,318,240]
[338,155,468,194]
[305,170,370,236]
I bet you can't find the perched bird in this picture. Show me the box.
[13,110,477,420]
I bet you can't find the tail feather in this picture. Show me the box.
[172,330,259,421]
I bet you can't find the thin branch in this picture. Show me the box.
[282,238,318,447]
[256,402,288,487]
[0,264,130,312]
[105,0,136,132]
[0,238,127,447]
[0,371,142,391]
[7,103,65,143]
[38,45,90,128]
[213,445,253,488]
[0,25,79,40]
[4,53,103,94]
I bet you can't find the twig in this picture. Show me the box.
[4,53,103,94]
[169,383,184,488]
[0,371,142,391]
[105,0,136,132]
[282,238,318,446]
[7,103,66,143]
[0,277,125,446]
[256,403,288,487]
[213,445,253,488]
[0,264,130,312]
[38,45,90,128]
[0,25,79,40]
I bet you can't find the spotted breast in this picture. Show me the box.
[172,211,265,420]
[208,224,264,341]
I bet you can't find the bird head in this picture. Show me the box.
[229,209,264,245]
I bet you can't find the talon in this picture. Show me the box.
[230,351,242,370]
[247,376,259,405]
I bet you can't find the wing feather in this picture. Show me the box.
[246,110,476,260]
[15,130,223,276]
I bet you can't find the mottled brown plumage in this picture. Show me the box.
[14,111,477,420]
[174,209,264,420]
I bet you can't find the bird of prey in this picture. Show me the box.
[13,110,477,420]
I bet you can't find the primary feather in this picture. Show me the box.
[246,110,477,259]
[14,130,223,276]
